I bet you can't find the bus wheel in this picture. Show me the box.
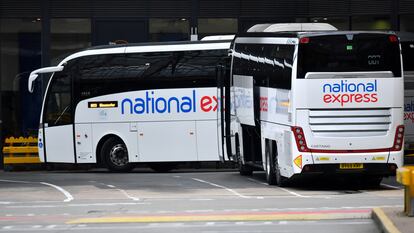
[148,163,178,173]
[265,140,277,185]
[236,134,253,176]
[269,140,288,187]
[101,137,134,172]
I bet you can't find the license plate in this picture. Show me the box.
[340,163,364,169]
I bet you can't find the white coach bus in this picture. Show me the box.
[400,32,414,163]
[28,40,231,172]
[228,23,404,186]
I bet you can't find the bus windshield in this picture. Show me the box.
[297,33,402,79]
[402,41,414,72]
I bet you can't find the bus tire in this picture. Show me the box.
[148,163,178,173]
[265,140,277,185]
[270,140,288,187]
[236,134,253,176]
[101,137,134,172]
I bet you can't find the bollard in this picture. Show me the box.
[396,166,414,216]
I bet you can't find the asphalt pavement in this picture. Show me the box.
[0,168,405,233]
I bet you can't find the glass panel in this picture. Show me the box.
[233,43,294,90]
[149,18,189,42]
[51,18,91,65]
[44,69,72,126]
[297,34,401,78]
[400,15,414,32]
[198,18,237,39]
[76,49,227,100]
[310,17,350,30]
[0,18,41,137]
[352,16,391,30]
[401,41,414,71]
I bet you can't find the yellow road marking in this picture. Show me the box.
[67,212,370,224]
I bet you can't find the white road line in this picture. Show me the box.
[0,179,74,202]
[99,183,140,201]
[190,199,214,201]
[246,177,312,198]
[6,202,149,208]
[192,178,261,199]
[118,189,140,201]
[247,178,269,186]
[46,225,57,229]
[380,183,402,190]
[2,226,13,230]
[39,182,74,202]
[277,187,311,198]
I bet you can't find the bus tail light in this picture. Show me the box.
[299,37,310,44]
[292,126,310,152]
[388,35,398,43]
[391,125,404,151]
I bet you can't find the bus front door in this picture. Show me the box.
[42,72,75,163]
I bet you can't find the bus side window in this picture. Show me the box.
[269,44,294,90]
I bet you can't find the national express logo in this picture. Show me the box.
[404,101,414,123]
[121,90,218,115]
[322,80,378,106]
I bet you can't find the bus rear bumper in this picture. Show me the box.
[300,163,398,176]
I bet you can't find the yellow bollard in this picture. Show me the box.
[396,166,414,216]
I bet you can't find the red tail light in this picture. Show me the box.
[391,125,404,151]
[388,35,398,43]
[292,126,310,152]
[299,37,310,44]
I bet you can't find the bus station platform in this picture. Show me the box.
[373,207,413,233]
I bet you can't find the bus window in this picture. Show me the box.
[75,50,227,102]
[44,69,72,126]
[402,41,414,72]
[297,34,402,79]
[233,43,294,89]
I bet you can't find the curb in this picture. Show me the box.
[372,208,401,233]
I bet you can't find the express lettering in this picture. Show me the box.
[322,80,378,106]
[405,112,414,123]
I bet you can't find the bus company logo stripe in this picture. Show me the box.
[404,100,414,123]
[322,80,378,106]
[121,90,218,114]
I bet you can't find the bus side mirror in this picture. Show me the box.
[28,66,64,93]
[28,73,38,93]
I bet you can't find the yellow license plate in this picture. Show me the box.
[340,163,364,169]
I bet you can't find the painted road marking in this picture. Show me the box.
[0,179,74,203]
[246,177,312,198]
[67,209,371,224]
[191,178,263,199]
[99,183,140,201]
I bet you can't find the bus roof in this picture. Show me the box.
[235,30,398,40]
[58,40,232,66]
[247,23,338,33]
